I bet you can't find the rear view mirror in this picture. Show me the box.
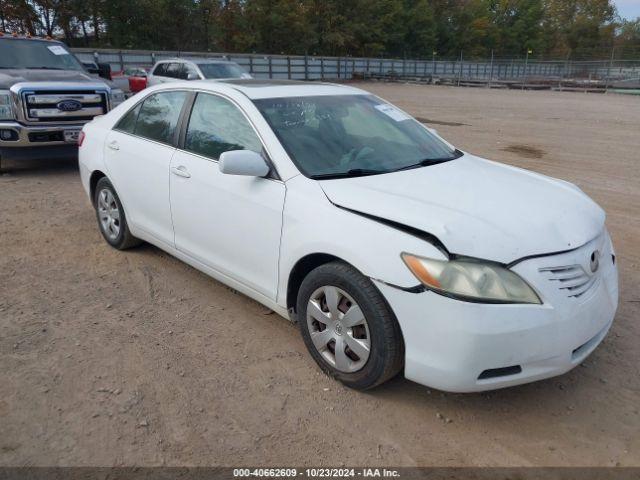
[187,72,199,80]
[219,150,270,177]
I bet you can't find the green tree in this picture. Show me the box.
[0,0,39,34]
[1,0,635,61]
[615,18,640,58]
[543,0,616,58]
[244,0,311,54]
[488,0,544,56]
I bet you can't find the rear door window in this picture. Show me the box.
[133,91,188,145]
[165,63,183,79]
[114,103,142,134]
[184,93,262,159]
[153,63,167,76]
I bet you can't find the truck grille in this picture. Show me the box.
[21,90,108,123]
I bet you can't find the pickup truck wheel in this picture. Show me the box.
[94,177,141,250]
[297,262,404,390]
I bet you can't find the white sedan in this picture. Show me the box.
[78,80,619,392]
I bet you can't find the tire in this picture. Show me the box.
[94,177,142,250]
[297,262,404,390]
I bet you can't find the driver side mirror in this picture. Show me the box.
[186,72,199,80]
[97,63,112,80]
[219,150,270,177]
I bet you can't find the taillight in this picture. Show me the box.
[78,131,86,147]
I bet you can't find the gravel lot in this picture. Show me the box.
[1,84,639,467]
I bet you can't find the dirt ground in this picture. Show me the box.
[1,84,639,467]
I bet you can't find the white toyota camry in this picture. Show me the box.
[78,80,619,392]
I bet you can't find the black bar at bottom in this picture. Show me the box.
[0,467,638,480]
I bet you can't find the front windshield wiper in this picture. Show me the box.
[309,168,388,180]
[24,66,65,70]
[309,150,464,180]
[391,150,464,172]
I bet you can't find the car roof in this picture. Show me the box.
[156,58,237,65]
[216,79,369,100]
[191,59,240,65]
[145,78,369,99]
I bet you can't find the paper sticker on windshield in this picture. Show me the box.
[375,104,411,122]
[47,45,69,55]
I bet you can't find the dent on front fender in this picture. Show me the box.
[276,176,446,307]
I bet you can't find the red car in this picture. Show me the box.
[111,67,148,94]
[128,73,147,93]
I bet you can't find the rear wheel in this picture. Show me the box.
[297,262,404,390]
[94,177,141,250]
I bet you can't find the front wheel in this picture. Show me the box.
[297,262,404,390]
[94,177,142,250]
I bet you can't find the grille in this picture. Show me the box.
[28,131,64,142]
[538,264,599,299]
[478,365,522,380]
[22,90,108,123]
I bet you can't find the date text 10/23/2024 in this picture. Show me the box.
[233,468,401,478]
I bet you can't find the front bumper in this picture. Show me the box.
[0,121,83,148]
[0,121,82,161]
[375,230,619,392]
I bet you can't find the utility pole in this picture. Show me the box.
[522,48,531,90]
[521,48,531,90]
[606,46,615,93]
[489,49,494,88]
[562,51,571,90]
[457,51,463,87]
[432,50,436,79]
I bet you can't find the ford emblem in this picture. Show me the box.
[57,99,83,112]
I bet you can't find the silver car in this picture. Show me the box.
[147,58,251,86]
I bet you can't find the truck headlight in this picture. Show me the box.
[110,89,125,107]
[401,253,541,304]
[0,91,13,120]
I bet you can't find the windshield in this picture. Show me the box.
[253,95,461,179]
[0,39,84,71]
[198,63,245,79]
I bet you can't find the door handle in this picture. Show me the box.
[171,166,191,178]
[107,141,119,151]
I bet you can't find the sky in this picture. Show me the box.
[613,0,640,20]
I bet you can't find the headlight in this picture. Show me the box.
[401,253,541,304]
[0,90,13,120]
[110,89,125,107]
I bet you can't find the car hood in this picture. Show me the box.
[318,154,605,264]
[0,69,113,89]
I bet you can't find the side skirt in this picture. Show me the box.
[131,227,291,320]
